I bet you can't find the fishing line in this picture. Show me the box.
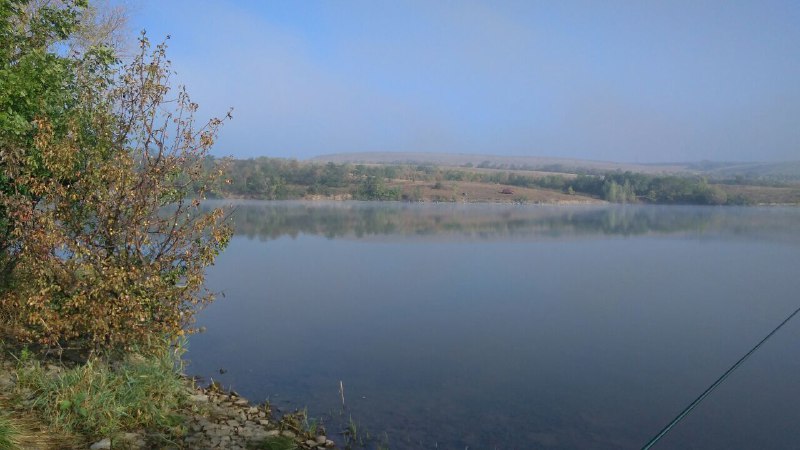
[642,303,800,449]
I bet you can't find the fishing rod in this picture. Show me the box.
[642,303,800,449]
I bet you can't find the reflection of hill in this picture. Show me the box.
[207,200,800,243]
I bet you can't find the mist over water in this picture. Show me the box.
[188,201,800,449]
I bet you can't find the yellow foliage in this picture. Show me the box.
[0,36,232,353]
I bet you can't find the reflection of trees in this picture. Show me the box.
[209,201,800,243]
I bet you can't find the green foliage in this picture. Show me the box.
[0,3,231,353]
[211,156,742,205]
[561,171,731,205]
[14,345,187,439]
[352,176,400,201]
[0,413,17,450]
[0,0,89,284]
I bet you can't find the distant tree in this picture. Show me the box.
[353,175,400,201]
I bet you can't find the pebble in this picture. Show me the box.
[89,438,111,450]
[115,432,146,449]
[189,394,209,402]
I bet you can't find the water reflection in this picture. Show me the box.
[213,200,800,243]
[190,202,800,449]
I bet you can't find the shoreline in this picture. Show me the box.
[0,348,338,450]
[213,194,800,207]
[219,192,605,206]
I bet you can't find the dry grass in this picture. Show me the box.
[718,184,800,205]
[388,180,602,204]
[0,402,78,450]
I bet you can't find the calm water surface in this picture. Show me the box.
[187,201,800,449]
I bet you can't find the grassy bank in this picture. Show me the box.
[14,349,187,440]
[0,340,188,449]
[0,340,339,450]
[0,415,16,450]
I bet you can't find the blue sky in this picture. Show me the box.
[130,1,800,162]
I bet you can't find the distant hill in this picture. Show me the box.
[313,152,693,174]
[700,161,800,181]
[312,152,800,181]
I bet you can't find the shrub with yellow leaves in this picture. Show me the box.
[0,5,232,354]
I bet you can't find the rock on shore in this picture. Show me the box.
[94,383,337,449]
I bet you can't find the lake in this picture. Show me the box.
[187,201,800,449]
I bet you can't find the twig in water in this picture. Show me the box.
[339,380,345,407]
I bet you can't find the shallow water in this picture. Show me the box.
[187,201,800,449]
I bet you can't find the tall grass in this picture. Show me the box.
[0,413,17,450]
[15,345,188,439]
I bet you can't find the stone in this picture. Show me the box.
[208,405,228,418]
[315,435,327,444]
[89,438,111,450]
[234,398,249,406]
[325,440,335,447]
[117,432,140,442]
[248,430,267,441]
[305,440,317,447]
[258,419,270,426]
[265,430,280,437]
[0,373,13,390]
[189,394,209,402]
[281,430,296,438]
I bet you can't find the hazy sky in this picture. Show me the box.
[131,1,800,162]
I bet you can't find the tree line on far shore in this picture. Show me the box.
[208,156,749,205]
